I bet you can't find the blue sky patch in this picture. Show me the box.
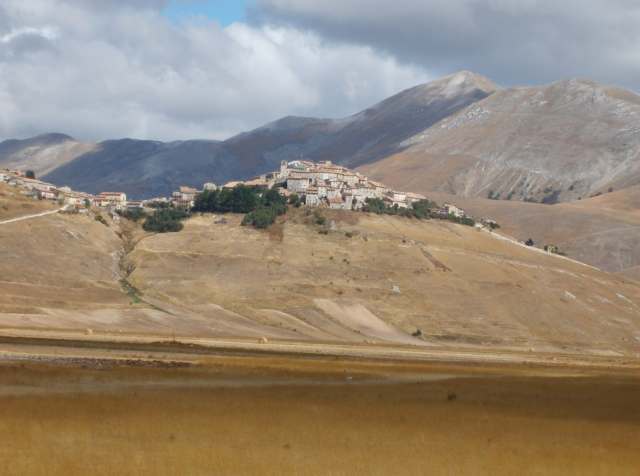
[163,0,249,26]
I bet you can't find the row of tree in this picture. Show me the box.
[362,197,476,226]
[194,186,287,229]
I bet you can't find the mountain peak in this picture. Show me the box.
[33,133,75,143]
[436,71,499,96]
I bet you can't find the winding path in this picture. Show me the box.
[0,208,62,225]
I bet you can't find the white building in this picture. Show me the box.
[444,203,465,218]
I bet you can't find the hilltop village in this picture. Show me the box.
[1,160,472,220]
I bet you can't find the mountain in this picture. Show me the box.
[3,72,639,206]
[45,138,233,199]
[1,72,496,198]
[0,133,97,177]
[362,78,640,203]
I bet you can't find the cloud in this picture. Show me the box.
[0,26,59,44]
[254,0,640,92]
[0,0,429,141]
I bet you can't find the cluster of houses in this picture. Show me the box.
[0,169,133,212]
[1,161,473,221]
[219,160,469,217]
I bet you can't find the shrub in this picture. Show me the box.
[288,193,301,208]
[25,170,36,179]
[118,208,146,222]
[94,214,109,226]
[363,198,387,214]
[143,208,189,233]
[412,199,437,219]
[146,200,170,209]
[242,207,277,229]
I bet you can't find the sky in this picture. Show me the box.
[163,0,248,26]
[0,0,639,142]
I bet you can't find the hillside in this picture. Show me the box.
[0,182,58,221]
[4,72,495,198]
[0,133,96,177]
[421,190,640,276]
[362,79,640,203]
[1,193,639,357]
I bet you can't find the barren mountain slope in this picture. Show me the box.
[362,79,640,203]
[44,138,231,199]
[0,133,96,176]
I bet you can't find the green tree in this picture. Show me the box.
[242,207,278,229]
[143,208,189,233]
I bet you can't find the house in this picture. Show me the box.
[406,192,427,204]
[127,201,144,210]
[63,191,93,207]
[305,187,320,206]
[343,192,354,210]
[223,181,244,189]
[172,186,198,208]
[38,189,58,201]
[287,173,311,193]
[326,187,341,200]
[96,192,127,210]
[244,176,270,188]
[203,182,218,191]
[443,203,465,218]
[387,190,408,208]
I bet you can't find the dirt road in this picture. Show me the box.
[0,208,61,225]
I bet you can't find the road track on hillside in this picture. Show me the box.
[0,208,62,225]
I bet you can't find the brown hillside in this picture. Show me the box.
[1,194,639,357]
[419,190,640,275]
[126,210,640,356]
[0,183,58,221]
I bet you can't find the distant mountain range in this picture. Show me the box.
[1,71,639,204]
[0,71,497,198]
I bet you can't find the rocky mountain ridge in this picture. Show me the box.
[365,78,640,203]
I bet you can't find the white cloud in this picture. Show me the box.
[0,26,59,44]
[0,0,430,141]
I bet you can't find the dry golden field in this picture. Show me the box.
[0,354,638,476]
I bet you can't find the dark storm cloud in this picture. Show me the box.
[254,0,640,91]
